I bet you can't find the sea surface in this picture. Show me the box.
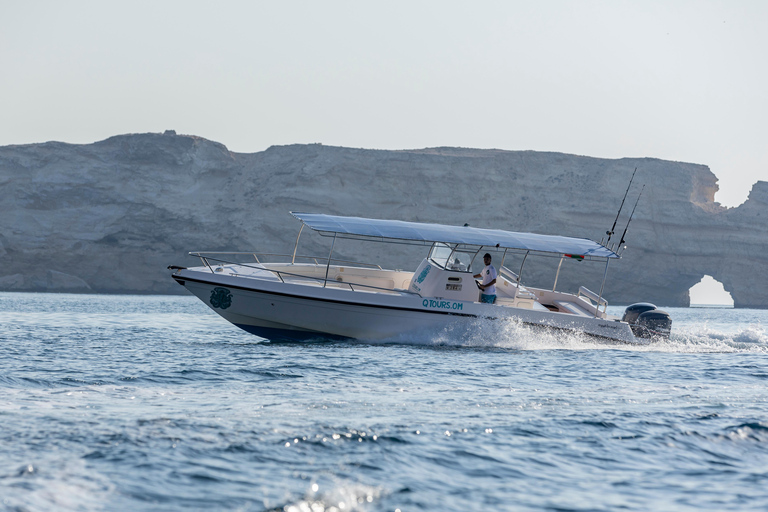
[1,292,768,511]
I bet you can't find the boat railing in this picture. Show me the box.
[499,266,519,283]
[187,252,422,298]
[189,251,383,270]
[578,286,608,314]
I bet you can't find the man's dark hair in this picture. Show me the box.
[483,253,492,259]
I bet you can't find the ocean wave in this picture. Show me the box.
[723,422,768,442]
[0,458,114,511]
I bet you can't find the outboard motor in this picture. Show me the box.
[622,303,656,324]
[622,303,672,339]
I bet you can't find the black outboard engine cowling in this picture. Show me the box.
[635,310,672,338]
[622,303,672,339]
[622,303,657,324]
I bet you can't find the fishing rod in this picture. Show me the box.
[618,184,645,252]
[605,167,637,245]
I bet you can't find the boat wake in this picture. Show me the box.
[369,317,768,354]
[662,324,768,353]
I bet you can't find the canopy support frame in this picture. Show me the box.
[324,233,337,288]
[552,255,565,291]
[291,212,620,260]
[518,251,530,285]
[499,248,508,270]
[595,258,610,318]
[469,247,484,268]
[292,223,305,264]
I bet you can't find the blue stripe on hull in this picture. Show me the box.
[233,324,351,342]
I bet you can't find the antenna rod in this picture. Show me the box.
[606,167,637,244]
[619,184,645,246]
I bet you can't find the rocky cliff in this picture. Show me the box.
[2,132,766,307]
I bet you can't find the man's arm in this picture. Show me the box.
[479,278,496,290]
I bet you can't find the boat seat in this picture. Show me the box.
[554,300,593,317]
[516,287,536,300]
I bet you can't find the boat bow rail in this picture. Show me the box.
[189,251,384,270]
[184,251,422,297]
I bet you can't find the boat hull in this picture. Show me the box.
[173,268,644,344]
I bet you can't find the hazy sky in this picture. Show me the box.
[2,0,766,207]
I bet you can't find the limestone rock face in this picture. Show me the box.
[1,132,765,307]
[0,270,92,292]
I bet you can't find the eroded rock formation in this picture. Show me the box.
[1,132,765,307]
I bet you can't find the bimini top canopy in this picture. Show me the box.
[291,212,619,259]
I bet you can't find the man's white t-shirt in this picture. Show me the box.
[481,265,497,295]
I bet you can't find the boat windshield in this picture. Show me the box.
[429,243,473,272]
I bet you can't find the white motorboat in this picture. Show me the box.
[169,212,672,344]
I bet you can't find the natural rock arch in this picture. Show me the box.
[689,275,734,306]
